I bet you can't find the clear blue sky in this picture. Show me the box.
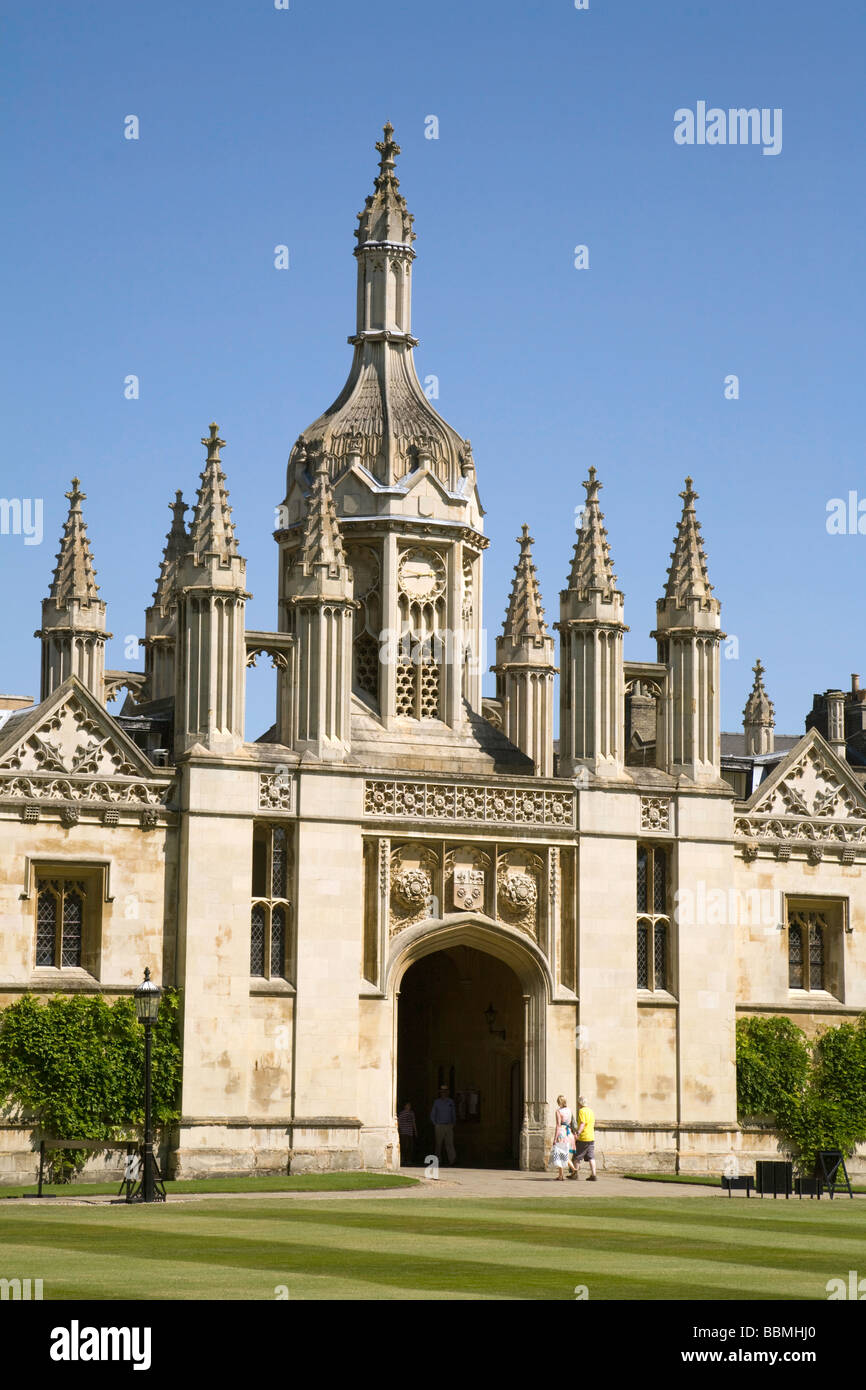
[3,0,864,739]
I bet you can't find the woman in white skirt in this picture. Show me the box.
[552,1094,577,1181]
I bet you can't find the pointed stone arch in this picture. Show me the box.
[387,914,551,1169]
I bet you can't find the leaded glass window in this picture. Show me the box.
[271,905,286,976]
[788,909,830,992]
[653,921,667,990]
[637,848,648,914]
[251,824,292,979]
[251,903,266,977]
[61,891,84,967]
[788,921,804,989]
[636,846,671,992]
[809,921,825,991]
[653,850,667,914]
[33,878,86,969]
[637,920,650,989]
[36,890,57,967]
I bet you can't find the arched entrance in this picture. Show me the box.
[397,946,524,1167]
[389,917,551,1170]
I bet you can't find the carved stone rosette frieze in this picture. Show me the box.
[363,779,575,830]
[258,772,294,812]
[640,796,671,833]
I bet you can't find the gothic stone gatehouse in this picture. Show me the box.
[2,127,865,1180]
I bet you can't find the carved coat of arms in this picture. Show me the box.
[453,867,485,911]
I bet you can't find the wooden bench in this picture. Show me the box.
[36,1138,139,1197]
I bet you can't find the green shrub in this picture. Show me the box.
[737,1013,866,1172]
[736,1015,809,1118]
[0,991,182,1181]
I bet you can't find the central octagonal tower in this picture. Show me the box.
[276,125,486,741]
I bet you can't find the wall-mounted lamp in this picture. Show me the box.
[484,1002,506,1040]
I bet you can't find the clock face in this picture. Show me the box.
[398,548,446,602]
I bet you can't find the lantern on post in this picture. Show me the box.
[132,967,163,1203]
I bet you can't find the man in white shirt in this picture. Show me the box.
[430,1086,457,1165]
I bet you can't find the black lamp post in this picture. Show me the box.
[133,967,162,1203]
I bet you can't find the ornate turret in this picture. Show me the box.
[36,478,111,703]
[652,478,723,781]
[558,468,627,779]
[279,455,355,759]
[743,660,775,756]
[276,127,486,735]
[174,426,250,755]
[143,491,188,703]
[493,526,556,775]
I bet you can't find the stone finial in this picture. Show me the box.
[201,422,225,463]
[662,476,715,610]
[355,122,415,246]
[743,659,775,757]
[374,122,400,193]
[152,491,189,608]
[567,466,619,597]
[48,477,101,607]
[502,524,549,642]
[187,424,239,561]
[744,660,774,725]
[296,453,347,575]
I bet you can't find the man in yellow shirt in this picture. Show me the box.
[573,1095,597,1181]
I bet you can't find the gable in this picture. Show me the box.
[745,729,866,820]
[0,678,158,781]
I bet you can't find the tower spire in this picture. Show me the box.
[493,524,556,776]
[502,525,549,641]
[37,477,110,703]
[187,424,238,561]
[152,491,189,610]
[743,659,775,756]
[281,455,355,761]
[662,476,715,610]
[568,466,619,597]
[356,122,415,250]
[558,466,627,780]
[143,491,189,704]
[174,425,249,754]
[49,477,101,606]
[296,452,348,577]
[653,477,723,781]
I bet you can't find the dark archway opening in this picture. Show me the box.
[397,944,524,1169]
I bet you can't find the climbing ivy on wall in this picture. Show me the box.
[736,1014,866,1171]
[0,991,182,1180]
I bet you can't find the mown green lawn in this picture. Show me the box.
[0,1195,862,1300]
[0,1172,417,1200]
